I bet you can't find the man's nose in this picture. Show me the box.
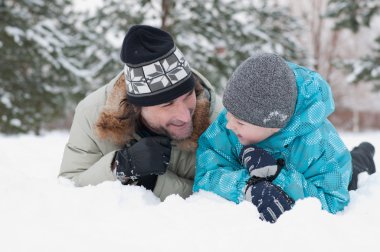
[173,103,192,123]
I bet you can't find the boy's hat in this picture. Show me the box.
[120,25,194,106]
[223,53,297,128]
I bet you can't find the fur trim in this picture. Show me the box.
[95,74,135,145]
[95,74,211,152]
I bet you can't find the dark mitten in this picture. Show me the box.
[246,180,294,223]
[240,145,285,183]
[114,136,171,190]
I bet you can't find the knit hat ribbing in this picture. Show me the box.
[223,53,297,128]
[120,25,194,106]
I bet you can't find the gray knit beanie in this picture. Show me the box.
[223,53,297,128]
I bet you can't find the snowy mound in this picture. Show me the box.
[0,131,379,251]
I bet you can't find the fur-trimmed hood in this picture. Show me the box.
[95,72,213,152]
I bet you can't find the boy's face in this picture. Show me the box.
[226,112,280,145]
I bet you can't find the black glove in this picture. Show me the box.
[239,145,285,184]
[246,180,294,223]
[114,136,171,190]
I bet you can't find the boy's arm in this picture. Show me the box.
[193,110,250,203]
[273,129,352,213]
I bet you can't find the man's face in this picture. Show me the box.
[141,89,196,140]
[226,112,280,145]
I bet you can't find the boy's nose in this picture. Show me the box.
[226,119,234,131]
[226,112,234,130]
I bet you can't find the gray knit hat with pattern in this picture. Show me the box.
[223,53,297,128]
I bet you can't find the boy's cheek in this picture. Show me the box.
[237,135,254,145]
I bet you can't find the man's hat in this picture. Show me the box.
[120,25,195,106]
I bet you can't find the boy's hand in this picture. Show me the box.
[239,145,284,181]
[246,180,294,223]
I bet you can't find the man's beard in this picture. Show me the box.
[150,121,194,141]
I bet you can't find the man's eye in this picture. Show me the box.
[186,90,195,98]
[162,103,172,107]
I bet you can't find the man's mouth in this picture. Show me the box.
[166,121,193,140]
[170,122,187,128]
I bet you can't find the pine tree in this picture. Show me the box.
[166,0,306,91]
[77,0,155,89]
[81,0,306,92]
[325,0,380,89]
[345,37,380,90]
[325,0,379,32]
[0,0,92,134]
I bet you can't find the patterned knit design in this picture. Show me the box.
[124,48,191,94]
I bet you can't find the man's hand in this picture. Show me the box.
[114,136,171,190]
[239,145,284,181]
[246,180,294,223]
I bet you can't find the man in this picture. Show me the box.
[59,25,222,201]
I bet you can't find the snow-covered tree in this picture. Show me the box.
[325,0,379,32]
[166,0,307,90]
[76,0,155,88]
[325,0,380,89]
[81,0,307,91]
[0,0,307,134]
[0,0,95,134]
[345,37,380,90]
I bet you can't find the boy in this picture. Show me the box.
[193,53,376,223]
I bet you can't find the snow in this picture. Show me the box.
[371,66,380,78]
[346,60,372,83]
[4,26,25,45]
[0,94,12,109]
[0,131,379,251]
[73,0,104,14]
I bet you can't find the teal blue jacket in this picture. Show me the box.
[193,62,352,214]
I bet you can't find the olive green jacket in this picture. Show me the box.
[59,69,222,201]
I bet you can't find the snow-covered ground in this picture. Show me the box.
[0,131,379,252]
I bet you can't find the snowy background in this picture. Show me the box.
[0,131,379,252]
[2,1,380,251]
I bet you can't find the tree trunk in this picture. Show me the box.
[161,0,170,31]
[325,30,340,83]
[352,109,360,132]
[311,0,324,71]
